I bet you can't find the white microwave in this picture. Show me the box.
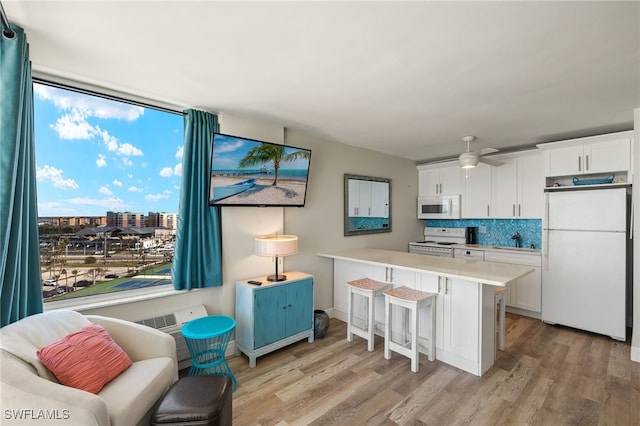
[417,195,461,219]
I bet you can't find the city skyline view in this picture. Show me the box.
[33,83,184,217]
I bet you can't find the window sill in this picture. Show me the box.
[43,284,191,313]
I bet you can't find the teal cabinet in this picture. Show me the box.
[236,272,314,367]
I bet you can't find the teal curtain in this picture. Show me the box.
[0,25,43,326]
[171,110,222,290]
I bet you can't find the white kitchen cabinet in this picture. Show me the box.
[333,259,373,320]
[418,162,462,197]
[540,132,632,178]
[493,152,544,218]
[463,162,492,218]
[370,181,389,218]
[348,180,389,218]
[484,251,541,316]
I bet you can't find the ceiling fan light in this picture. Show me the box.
[458,152,478,169]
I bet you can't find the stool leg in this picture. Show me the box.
[411,302,419,373]
[384,296,391,360]
[367,292,375,351]
[428,298,435,361]
[498,296,506,351]
[347,287,354,343]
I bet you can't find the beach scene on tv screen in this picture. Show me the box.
[210,134,311,206]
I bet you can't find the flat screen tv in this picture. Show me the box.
[209,133,312,207]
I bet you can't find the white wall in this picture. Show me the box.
[283,128,422,309]
[632,106,639,363]
[78,115,422,322]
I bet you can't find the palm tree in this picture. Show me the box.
[238,144,310,186]
[71,269,78,288]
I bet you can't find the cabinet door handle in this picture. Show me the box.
[385,267,389,282]
[487,205,490,217]
[578,156,582,172]
[390,268,394,283]
[512,204,516,217]
[438,276,442,293]
[518,204,521,217]
[586,155,589,171]
[445,279,449,295]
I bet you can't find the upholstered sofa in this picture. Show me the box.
[0,310,178,425]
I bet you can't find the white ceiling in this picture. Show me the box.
[4,1,639,163]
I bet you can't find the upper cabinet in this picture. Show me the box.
[538,131,633,184]
[417,162,463,197]
[462,163,493,218]
[493,151,544,219]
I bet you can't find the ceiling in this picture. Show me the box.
[4,1,639,164]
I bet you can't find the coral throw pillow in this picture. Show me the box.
[37,323,132,394]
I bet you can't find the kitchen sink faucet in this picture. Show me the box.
[511,232,522,248]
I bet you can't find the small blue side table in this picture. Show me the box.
[181,315,237,391]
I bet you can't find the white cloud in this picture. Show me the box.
[145,190,172,202]
[217,140,244,153]
[127,174,133,179]
[128,186,144,192]
[34,83,144,121]
[117,142,143,156]
[159,167,173,178]
[113,179,123,187]
[99,186,113,195]
[67,196,128,211]
[51,109,96,140]
[175,146,183,160]
[96,154,107,168]
[174,163,182,176]
[122,158,133,167]
[36,165,79,190]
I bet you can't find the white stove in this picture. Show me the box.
[408,227,466,257]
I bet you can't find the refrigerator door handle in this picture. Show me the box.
[543,229,549,271]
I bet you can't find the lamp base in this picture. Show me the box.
[266,274,287,282]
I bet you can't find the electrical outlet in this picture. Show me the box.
[479,226,487,234]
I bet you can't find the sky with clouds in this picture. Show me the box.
[33,83,184,217]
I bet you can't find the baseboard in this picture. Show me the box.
[632,344,640,363]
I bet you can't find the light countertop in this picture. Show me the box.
[319,248,534,286]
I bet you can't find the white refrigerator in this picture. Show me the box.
[542,187,629,341]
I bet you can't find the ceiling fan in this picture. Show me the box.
[458,136,503,168]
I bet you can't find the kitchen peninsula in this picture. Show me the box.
[319,248,534,376]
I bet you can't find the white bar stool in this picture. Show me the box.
[383,286,437,373]
[346,278,393,351]
[495,286,506,352]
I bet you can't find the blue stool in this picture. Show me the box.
[181,315,237,391]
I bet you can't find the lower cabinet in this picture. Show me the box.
[333,261,495,376]
[484,251,542,316]
[416,274,488,375]
[236,271,314,367]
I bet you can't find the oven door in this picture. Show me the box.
[417,195,460,219]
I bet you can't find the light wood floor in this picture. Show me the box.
[227,314,640,425]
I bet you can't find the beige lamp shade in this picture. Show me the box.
[254,234,298,257]
[254,234,298,281]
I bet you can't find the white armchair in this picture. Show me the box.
[0,310,178,426]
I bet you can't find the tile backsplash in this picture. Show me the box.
[426,219,542,249]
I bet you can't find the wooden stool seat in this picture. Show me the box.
[383,286,437,373]
[346,278,393,351]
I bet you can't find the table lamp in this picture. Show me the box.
[254,234,299,281]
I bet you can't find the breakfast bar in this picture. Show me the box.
[319,248,534,376]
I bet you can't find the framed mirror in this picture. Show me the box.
[344,174,391,236]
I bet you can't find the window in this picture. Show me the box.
[33,81,184,302]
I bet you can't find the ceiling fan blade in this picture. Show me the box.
[477,147,499,156]
[479,156,504,167]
